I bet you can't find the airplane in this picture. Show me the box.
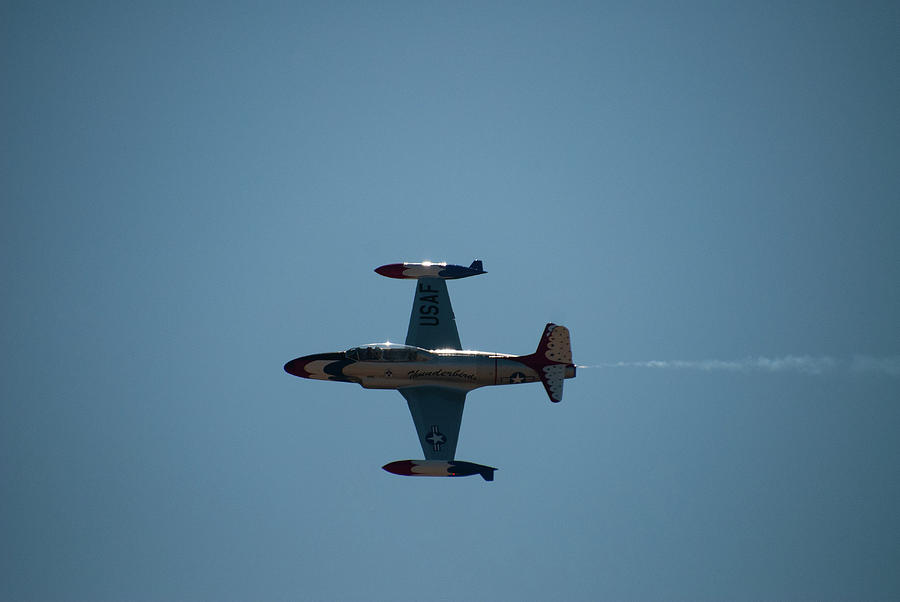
[283,260,575,481]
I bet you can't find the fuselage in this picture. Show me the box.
[283,343,569,392]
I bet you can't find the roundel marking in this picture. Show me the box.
[425,425,446,451]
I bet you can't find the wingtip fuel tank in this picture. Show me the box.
[375,260,486,280]
[383,459,497,481]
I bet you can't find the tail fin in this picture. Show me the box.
[518,323,575,403]
[469,259,484,272]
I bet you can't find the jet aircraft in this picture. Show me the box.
[284,260,575,481]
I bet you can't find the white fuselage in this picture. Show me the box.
[298,348,542,391]
[347,351,540,391]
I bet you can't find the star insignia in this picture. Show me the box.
[425,425,446,450]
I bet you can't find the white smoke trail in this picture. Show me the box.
[579,355,900,376]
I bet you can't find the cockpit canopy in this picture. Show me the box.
[344,343,429,362]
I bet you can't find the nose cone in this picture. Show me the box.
[382,460,416,476]
[284,352,346,379]
[284,356,311,378]
[374,263,406,278]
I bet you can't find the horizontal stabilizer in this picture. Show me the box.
[383,459,496,481]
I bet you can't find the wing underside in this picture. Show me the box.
[404,277,461,351]
[399,386,466,461]
[401,278,466,460]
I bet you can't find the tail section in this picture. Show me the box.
[535,322,572,364]
[517,323,576,403]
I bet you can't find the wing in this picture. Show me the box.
[399,386,467,461]
[405,277,461,350]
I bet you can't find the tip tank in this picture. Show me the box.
[383,459,496,481]
[375,260,486,280]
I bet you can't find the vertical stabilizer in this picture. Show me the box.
[517,323,575,403]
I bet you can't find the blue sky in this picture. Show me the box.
[3,2,899,600]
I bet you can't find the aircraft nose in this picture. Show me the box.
[284,352,348,379]
[284,356,312,378]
